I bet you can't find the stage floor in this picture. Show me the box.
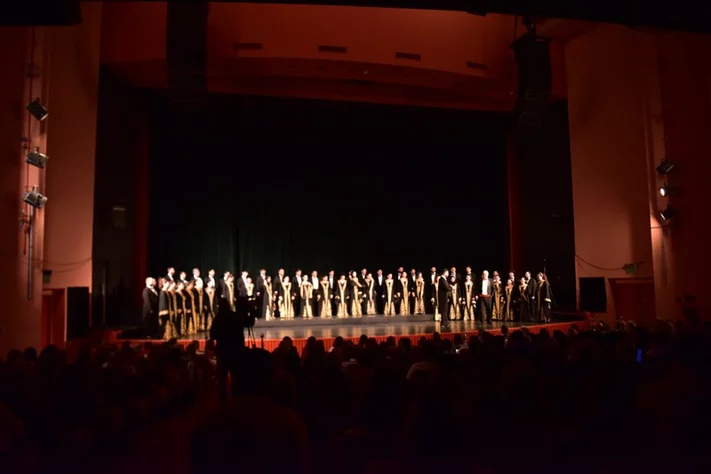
[246,314,565,340]
[112,314,585,352]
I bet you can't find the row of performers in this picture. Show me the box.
[216,269,552,324]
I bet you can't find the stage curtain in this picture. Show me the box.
[147,95,510,278]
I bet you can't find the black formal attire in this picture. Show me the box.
[426,272,437,314]
[273,275,285,317]
[476,278,495,324]
[256,275,267,315]
[293,276,303,316]
[437,275,452,326]
[204,275,217,290]
[525,279,538,322]
[142,286,159,337]
[359,273,368,314]
[374,275,385,314]
[237,277,249,299]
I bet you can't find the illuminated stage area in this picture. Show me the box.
[112,314,584,353]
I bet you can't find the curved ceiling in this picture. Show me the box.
[100,3,560,110]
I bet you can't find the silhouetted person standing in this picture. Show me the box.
[210,297,252,407]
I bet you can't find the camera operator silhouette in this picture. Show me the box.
[209,297,256,406]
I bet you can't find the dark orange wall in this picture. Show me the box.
[0,4,102,353]
[657,32,711,318]
[44,3,102,292]
[566,24,711,320]
[0,27,44,353]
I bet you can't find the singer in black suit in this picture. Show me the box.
[437,270,452,327]
[373,270,385,314]
[142,277,159,337]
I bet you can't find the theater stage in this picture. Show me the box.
[110,314,585,353]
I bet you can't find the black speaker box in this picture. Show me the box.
[512,32,552,127]
[579,277,607,313]
[67,286,90,340]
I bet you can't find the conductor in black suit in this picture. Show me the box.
[437,269,452,328]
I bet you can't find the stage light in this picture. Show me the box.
[656,158,674,175]
[23,189,48,209]
[659,205,676,221]
[659,184,677,197]
[26,98,48,121]
[26,150,48,169]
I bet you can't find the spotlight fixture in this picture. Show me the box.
[659,205,676,221]
[23,189,48,209]
[659,184,678,197]
[656,158,674,175]
[26,150,49,169]
[26,98,48,121]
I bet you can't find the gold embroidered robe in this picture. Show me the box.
[161,290,177,340]
[194,288,205,331]
[264,282,274,320]
[336,281,348,318]
[301,282,314,318]
[503,286,513,320]
[493,282,503,320]
[319,282,332,318]
[398,277,410,315]
[350,279,363,317]
[434,276,441,321]
[366,280,376,315]
[449,282,460,320]
[384,280,395,316]
[227,281,236,311]
[463,281,475,320]
[279,283,294,319]
[204,287,215,331]
[414,279,425,314]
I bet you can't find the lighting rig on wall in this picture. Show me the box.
[656,158,677,223]
[21,27,50,300]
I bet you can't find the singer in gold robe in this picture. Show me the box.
[462,276,476,321]
[349,272,363,317]
[449,277,460,320]
[318,277,332,318]
[397,275,410,315]
[414,273,425,315]
[503,279,514,321]
[194,281,206,331]
[204,282,216,331]
[335,276,349,318]
[433,276,441,322]
[384,276,396,316]
[263,277,275,321]
[225,275,236,312]
[159,280,176,340]
[300,276,314,318]
[185,281,197,335]
[365,274,376,316]
[492,276,503,320]
[278,277,295,319]
[175,282,189,337]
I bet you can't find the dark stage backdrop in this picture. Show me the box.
[147,94,510,279]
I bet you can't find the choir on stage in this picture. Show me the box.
[142,265,553,338]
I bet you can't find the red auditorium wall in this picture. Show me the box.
[566,25,711,321]
[0,4,102,354]
[0,27,47,353]
[44,3,102,291]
